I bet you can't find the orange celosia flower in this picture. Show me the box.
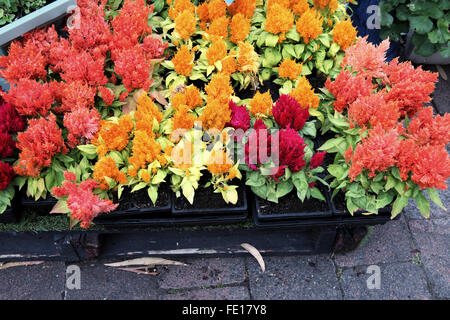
[93,156,127,190]
[171,91,187,111]
[169,0,195,20]
[172,105,196,141]
[296,8,323,44]
[237,41,259,73]
[290,0,310,16]
[313,0,338,12]
[411,145,450,190]
[249,91,273,116]
[228,0,256,18]
[333,20,357,50]
[207,39,228,65]
[207,16,229,39]
[128,130,162,176]
[208,0,227,20]
[278,59,303,81]
[222,55,238,75]
[197,2,209,22]
[140,169,151,183]
[135,92,163,135]
[199,99,231,131]
[268,0,290,9]
[175,9,196,40]
[172,45,194,76]
[205,73,233,104]
[230,13,250,44]
[185,85,203,108]
[406,106,450,147]
[265,4,294,36]
[207,149,233,175]
[93,114,133,157]
[289,76,320,109]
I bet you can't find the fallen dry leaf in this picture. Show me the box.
[104,257,187,267]
[241,243,265,273]
[116,266,158,275]
[0,261,44,270]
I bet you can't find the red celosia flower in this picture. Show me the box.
[0,100,25,133]
[20,25,60,65]
[98,86,115,106]
[60,50,108,86]
[114,45,153,92]
[14,115,67,177]
[384,58,438,118]
[273,94,309,131]
[50,81,97,114]
[325,69,373,113]
[348,125,401,181]
[347,92,400,130]
[141,35,168,59]
[0,161,15,191]
[51,171,118,229]
[396,138,417,181]
[270,165,287,182]
[411,145,450,190]
[64,106,101,148]
[2,79,53,117]
[228,100,250,131]
[310,151,326,169]
[406,107,450,146]
[277,128,306,172]
[0,132,15,158]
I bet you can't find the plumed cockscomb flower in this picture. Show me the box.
[313,0,338,12]
[245,119,271,170]
[206,39,228,65]
[0,132,15,159]
[0,100,25,133]
[2,79,53,117]
[207,16,230,39]
[230,13,250,44]
[289,76,320,110]
[114,45,153,92]
[93,156,127,190]
[60,50,108,86]
[332,20,357,50]
[172,45,194,77]
[273,94,309,130]
[175,9,197,40]
[277,128,306,172]
[15,114,67,177]
[325,69,373,113]
[278,59,302,81]
[342,37,390,80]
[291,0,310,16]
[98,86,115,106]
[228,100,250,131]
[228,0,256,18]
[185,85,204,108]
[196,2,209,22]
[207,0,227,20]
[309,151,326,169]
[0,161,15,191]
[237,41,259,73]
[406,107,450,147]
[50,81,97,114]
[92,114,134,157]
[205,73,233,104]
[265,3,294,36]
[296,8,323,44]
[51,172,118,229]
[249,90,273,117]
[411,145,450,190]
[141,35,168,59]
[64,106,101,148]
[0,40,47,83]
[199,98,232,131]
[169,0,195,20]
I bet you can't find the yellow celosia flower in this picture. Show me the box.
[172,45,194,76]
[249,91,273,116]
[278,59,303,80]
[333,20,357,50]
[296,8,323,44]
[237,41,259,73]
[175,9,196,40]
[230,13,250,44]
[289,76,320,109]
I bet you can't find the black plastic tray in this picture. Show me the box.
[0,206,18,224]
[254,189,332,222]
[329,192,392,218]
[20,193,58,215]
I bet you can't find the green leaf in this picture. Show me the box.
[415,191,430,218]
[376,191,394,209]
[77,144,97,156]
[384,175,397,191]
[391,195,409,219]
[251,185,268,200]
[302,121,317,138]
[310,187,325,201]
[131,182,147,193]
[276,181,293,198]
[318,137,347,153]
[428,18,450,44]
[286,28,300,42]
[409,15,434,34]
[265,33,279,47]
[427,188,446,210]
[148,185,158,205]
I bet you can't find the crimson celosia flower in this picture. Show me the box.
[277,128,306,172]
[51,171,118,229]
[14,115,67,177]
[2,79,53,117]
[228,100,250,131]
[325,69,373,113]
[0,132,15,158]
[0,161,15,191]
[0,100,25,133]
[98,86,115,106]
[310,151,326,169]
[273,94,309,131]
[64,106,101,148]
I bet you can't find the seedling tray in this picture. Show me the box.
[329,191,392,218]
[20,194,58,215]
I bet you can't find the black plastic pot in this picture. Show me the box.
[0,206,18,224]
[253,188,332,224]
[20,194,58,215]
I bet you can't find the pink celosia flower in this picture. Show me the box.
[64,106,101,147]
[141,35,168,59]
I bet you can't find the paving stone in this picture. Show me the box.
[0,262,65,300]
[408,218,450,299]
[339,262,432,300]
[247,255,341,300]
[65,261,160,300]
[431,64,450,114]
[162,286,250,300]
[157,258,246,290]
[334,216,415,267]
[404,188,450,220]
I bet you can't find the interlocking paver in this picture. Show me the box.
[161,286,250,300]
